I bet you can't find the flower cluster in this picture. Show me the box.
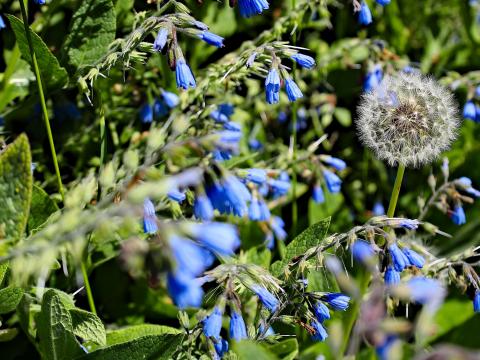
[311,156,346,203]
[309,293,351,341]
[139,90,179,124]
[462,86,480,122]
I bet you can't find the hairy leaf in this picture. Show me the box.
[63,0,116,70]
[271,217,331,276]
[7,15,68,90]
[0,134,33,241]
[0,286,24,314]
[37,289,83,360]
[28,184,59,232]
[70,308,106,346]
[106,324,181,346]
[77,334,183,360]
[233,340,278,360]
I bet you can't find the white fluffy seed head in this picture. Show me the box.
[356,72,460,167]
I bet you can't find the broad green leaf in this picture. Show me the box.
[7,15,68,90]
[271,217,331,276]
[62,0,116,70]
[263,339,298,360]
[37,289,83,360]
[233,340,278,360]
[28,184,59,232]
[78,334,183,360]
[70,308,106,346]
[427,299,475,343]
[106,324,181,346]
[0,134,33,241]
[0,262,9,286]
[333,107,352,127]
[245,246,272,269]
[0,286,24,314]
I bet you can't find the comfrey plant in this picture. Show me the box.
[1,0,480,359]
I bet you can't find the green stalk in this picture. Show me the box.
[290,0,298,236]
[19,0,64,202]
[387,164,406,217]
[80,261,97,315]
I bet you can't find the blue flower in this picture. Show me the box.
[285,78,303,102]
[191,222,240,255]
[384,266,400,286]
[246,169,267,184]
[322,156,346,171]
[311,320,328,341]
[248,138,263,151]
[153,99,168,119]
[223,121,242,132]
[376,336,397,360]
[259,199,271,221]
[278,111,288,123]
[143,198,158,234]
[323,169,342,193]
[406,277,445,306]
[203,306,224,339]
[372,202,385,216]
[214,338,229,358]
[265,68,280,104]
[161,91,179,108]
[176,60,196,90]
[169,236,214,276]
[167,188,186,203]
[194,195,214,221]
[323,293,350,311]
[167,272,204,309]
[0,16,6,30]
[389,243,409,272]
[456,177,480,197]
[153,28,168,51]
[34,0,46,4]
[363,65,383,92]
[229,311,248,341]
[398,219,420,230]
[474,291,480,313]
[248,198,261,221]
[199,31,224,48]
[270,216,287,241]
[402,248,425,268]
[476,105,480,123]
[312,185,325,204]
[451,205,466,225]
[290,54,316,69]
[376,0,391,5]
[238,0,269,18]
[139,103,153,124]
[268,179,291,197]
[352,239,375,263]
[358,2,373,25]
[314,302,330,322]
[258,324,275,337]
[214,175,251,216]
[463,101,476,120]
[252,285,279,312]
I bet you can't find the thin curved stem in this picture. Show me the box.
[18,0,64,202]
[80,261,97,315]
[387,164,406,218]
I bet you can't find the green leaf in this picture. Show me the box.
[62,0,116,70]
[37,289,83,360]
[232,340,278,360]
[28,184,59,232]
[0,262,9,286]
[0,286,24,314]
[427,299,475,343]
[270,218,331,276]
[0,134,33,241]
[70,308,106,346]
[77,334,183,360]
[7,15,68,90]
[333,107,352,127]
[0,328,18,342]
[105,324,181,346]
[263,339,298,360]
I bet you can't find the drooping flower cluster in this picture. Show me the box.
[309,293,351,342]
[139,90,179,124]
[357,71,460,167]
[311,156,346,204]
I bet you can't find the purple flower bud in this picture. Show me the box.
[143,198,158,234]
[402,248,425,268]
[167,272,204,309]
[265,68,280,104]
[214,338,229,358]
[176,60,196,90]
[352,239,375,263]
[167,188,186,203]
[238,0,269,18]
[312,185,325,204]
[358,2,373,25]
[161,91,179,108]
[451,205,466,225]
[389,243,409,272]
[313,302,330,322]
[285,78,303,102]
[463,101,476,121]
[384,266,400,286]
[323,169,342,193]
[198,31,224,48]
[322,156,347,171]
[246,52,257,67]
[474,291,480,313]
[194,195,214,221]
[249,198,261,221]
[139,103,153,124]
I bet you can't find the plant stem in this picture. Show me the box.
[290,0,298,236]
[19,0,64,202]
[80,261,97,315]
[387,164,406,217]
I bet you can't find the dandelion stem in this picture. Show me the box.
[387,164,406,217]
[19,0,64,202]
[80,261,97,315]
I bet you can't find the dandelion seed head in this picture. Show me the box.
[356,72,460,167]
